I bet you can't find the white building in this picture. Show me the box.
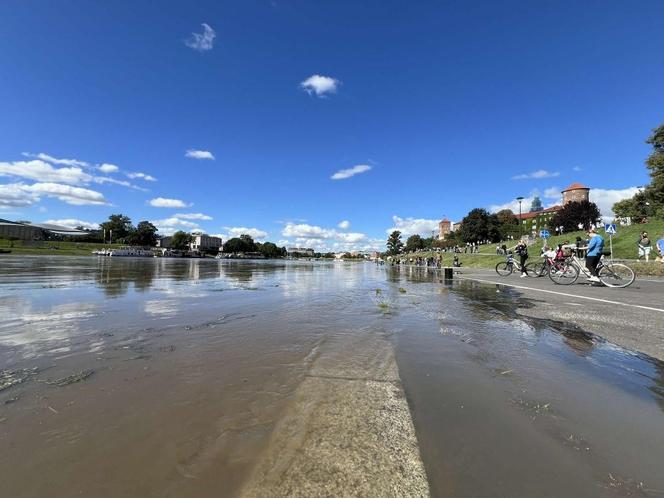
[190,234,223,252]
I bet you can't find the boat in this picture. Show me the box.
[107,246,154,257]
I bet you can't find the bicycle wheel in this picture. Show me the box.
[598,263,635,288]
[495,261,513,276]
[548,262,579,285]
[525,261,546,278]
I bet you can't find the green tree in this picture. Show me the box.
[495,209,519,239]
[612,123,664,220]
[458,208,501,243]
[613,191,650,222]
[550,200,601,232]
[645,123,664,210]
[259,241,282,258]
[386,230,403,255]
[223,235,257,253]
[100,214,133,241]
[170,231,193,251]
[127,221,158,247]
[405,234,425,252]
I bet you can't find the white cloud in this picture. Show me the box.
[3,158,144,191]
[185,23,216,51]
[0,183,39,207]
[22,152,90,168]
[573,166,582,172]
[223,227,269,240]
[0,160,93,185]
[99,163,119,173]
[337,220,350,229]
[511,169,560,180]
[127,172,157,182]
[151,217,200,235]
[543,187,561,200]
[385,216,439,236]
[590,187,640,219]
[331,164,371,180]
[43,219,99,230]
[24,182,108,205]
[174,212,213,220]
[281,222,370,252]
[185,149,215,160]
[149,197,191,208]
[283,223,335,239]
[300,74,340,97]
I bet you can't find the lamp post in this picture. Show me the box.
[516,197,524,238]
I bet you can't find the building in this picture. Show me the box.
[287,247,315,257]
[514,183,592,235]
[0,219,44,240]
[0,219,89,240]
[562,182,590,205]
[190,234,222,253]
[158,234,222,252]
[438,219,452,240]
[515,206,561,234]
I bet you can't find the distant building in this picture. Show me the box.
[158,234,222,252]
[562,182,590,205]
[190,234,222,252]
[515,182,591,234]
[287,247,315,256]
[529,196,543,212]
[0,219,89,240]
[438,219,452,240]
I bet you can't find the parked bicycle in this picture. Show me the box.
[495,253,540,277]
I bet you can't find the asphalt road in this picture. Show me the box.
[452,267,664,361]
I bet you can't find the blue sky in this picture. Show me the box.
[1,0,663,251]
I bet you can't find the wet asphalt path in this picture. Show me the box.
[452,268,664,361]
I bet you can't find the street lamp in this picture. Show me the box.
[516,197,524,238]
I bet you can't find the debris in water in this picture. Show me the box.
[398,288,407,293]
[48,406,59,414]
[499,369,513,375]
[4,395,20,405]
[0,367,39,392]
[47,369,94,387]
[375,288,382,295]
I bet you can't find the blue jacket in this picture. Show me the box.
[587,234,604,257]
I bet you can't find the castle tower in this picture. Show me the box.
[438,219,451,240]
[561,183,590,205]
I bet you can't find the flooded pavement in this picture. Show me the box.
[1,257,663,497]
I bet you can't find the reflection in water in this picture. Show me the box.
[0,257,663,498]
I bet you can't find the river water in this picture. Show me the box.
[1,256,663,497]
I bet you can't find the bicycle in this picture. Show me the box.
[495,253,540,277]
[551,249,635,288]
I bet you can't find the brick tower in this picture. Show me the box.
[561,183,590,205]
[438,219,451,240]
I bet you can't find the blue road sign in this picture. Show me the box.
[539,230,550,238]
[604,224,617,235]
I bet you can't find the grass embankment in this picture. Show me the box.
[398,219,664,276]
[0,239,124,256]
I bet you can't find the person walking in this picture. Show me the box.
[585,228,605,283]
[638,232,652,262]
[656,235,664,262]
[514,239,529,278]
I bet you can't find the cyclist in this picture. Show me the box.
[585,228,604,283]
[514,239,529,278]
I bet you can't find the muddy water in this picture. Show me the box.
[1,257,663,497]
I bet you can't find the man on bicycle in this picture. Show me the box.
[585,228,604,283]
